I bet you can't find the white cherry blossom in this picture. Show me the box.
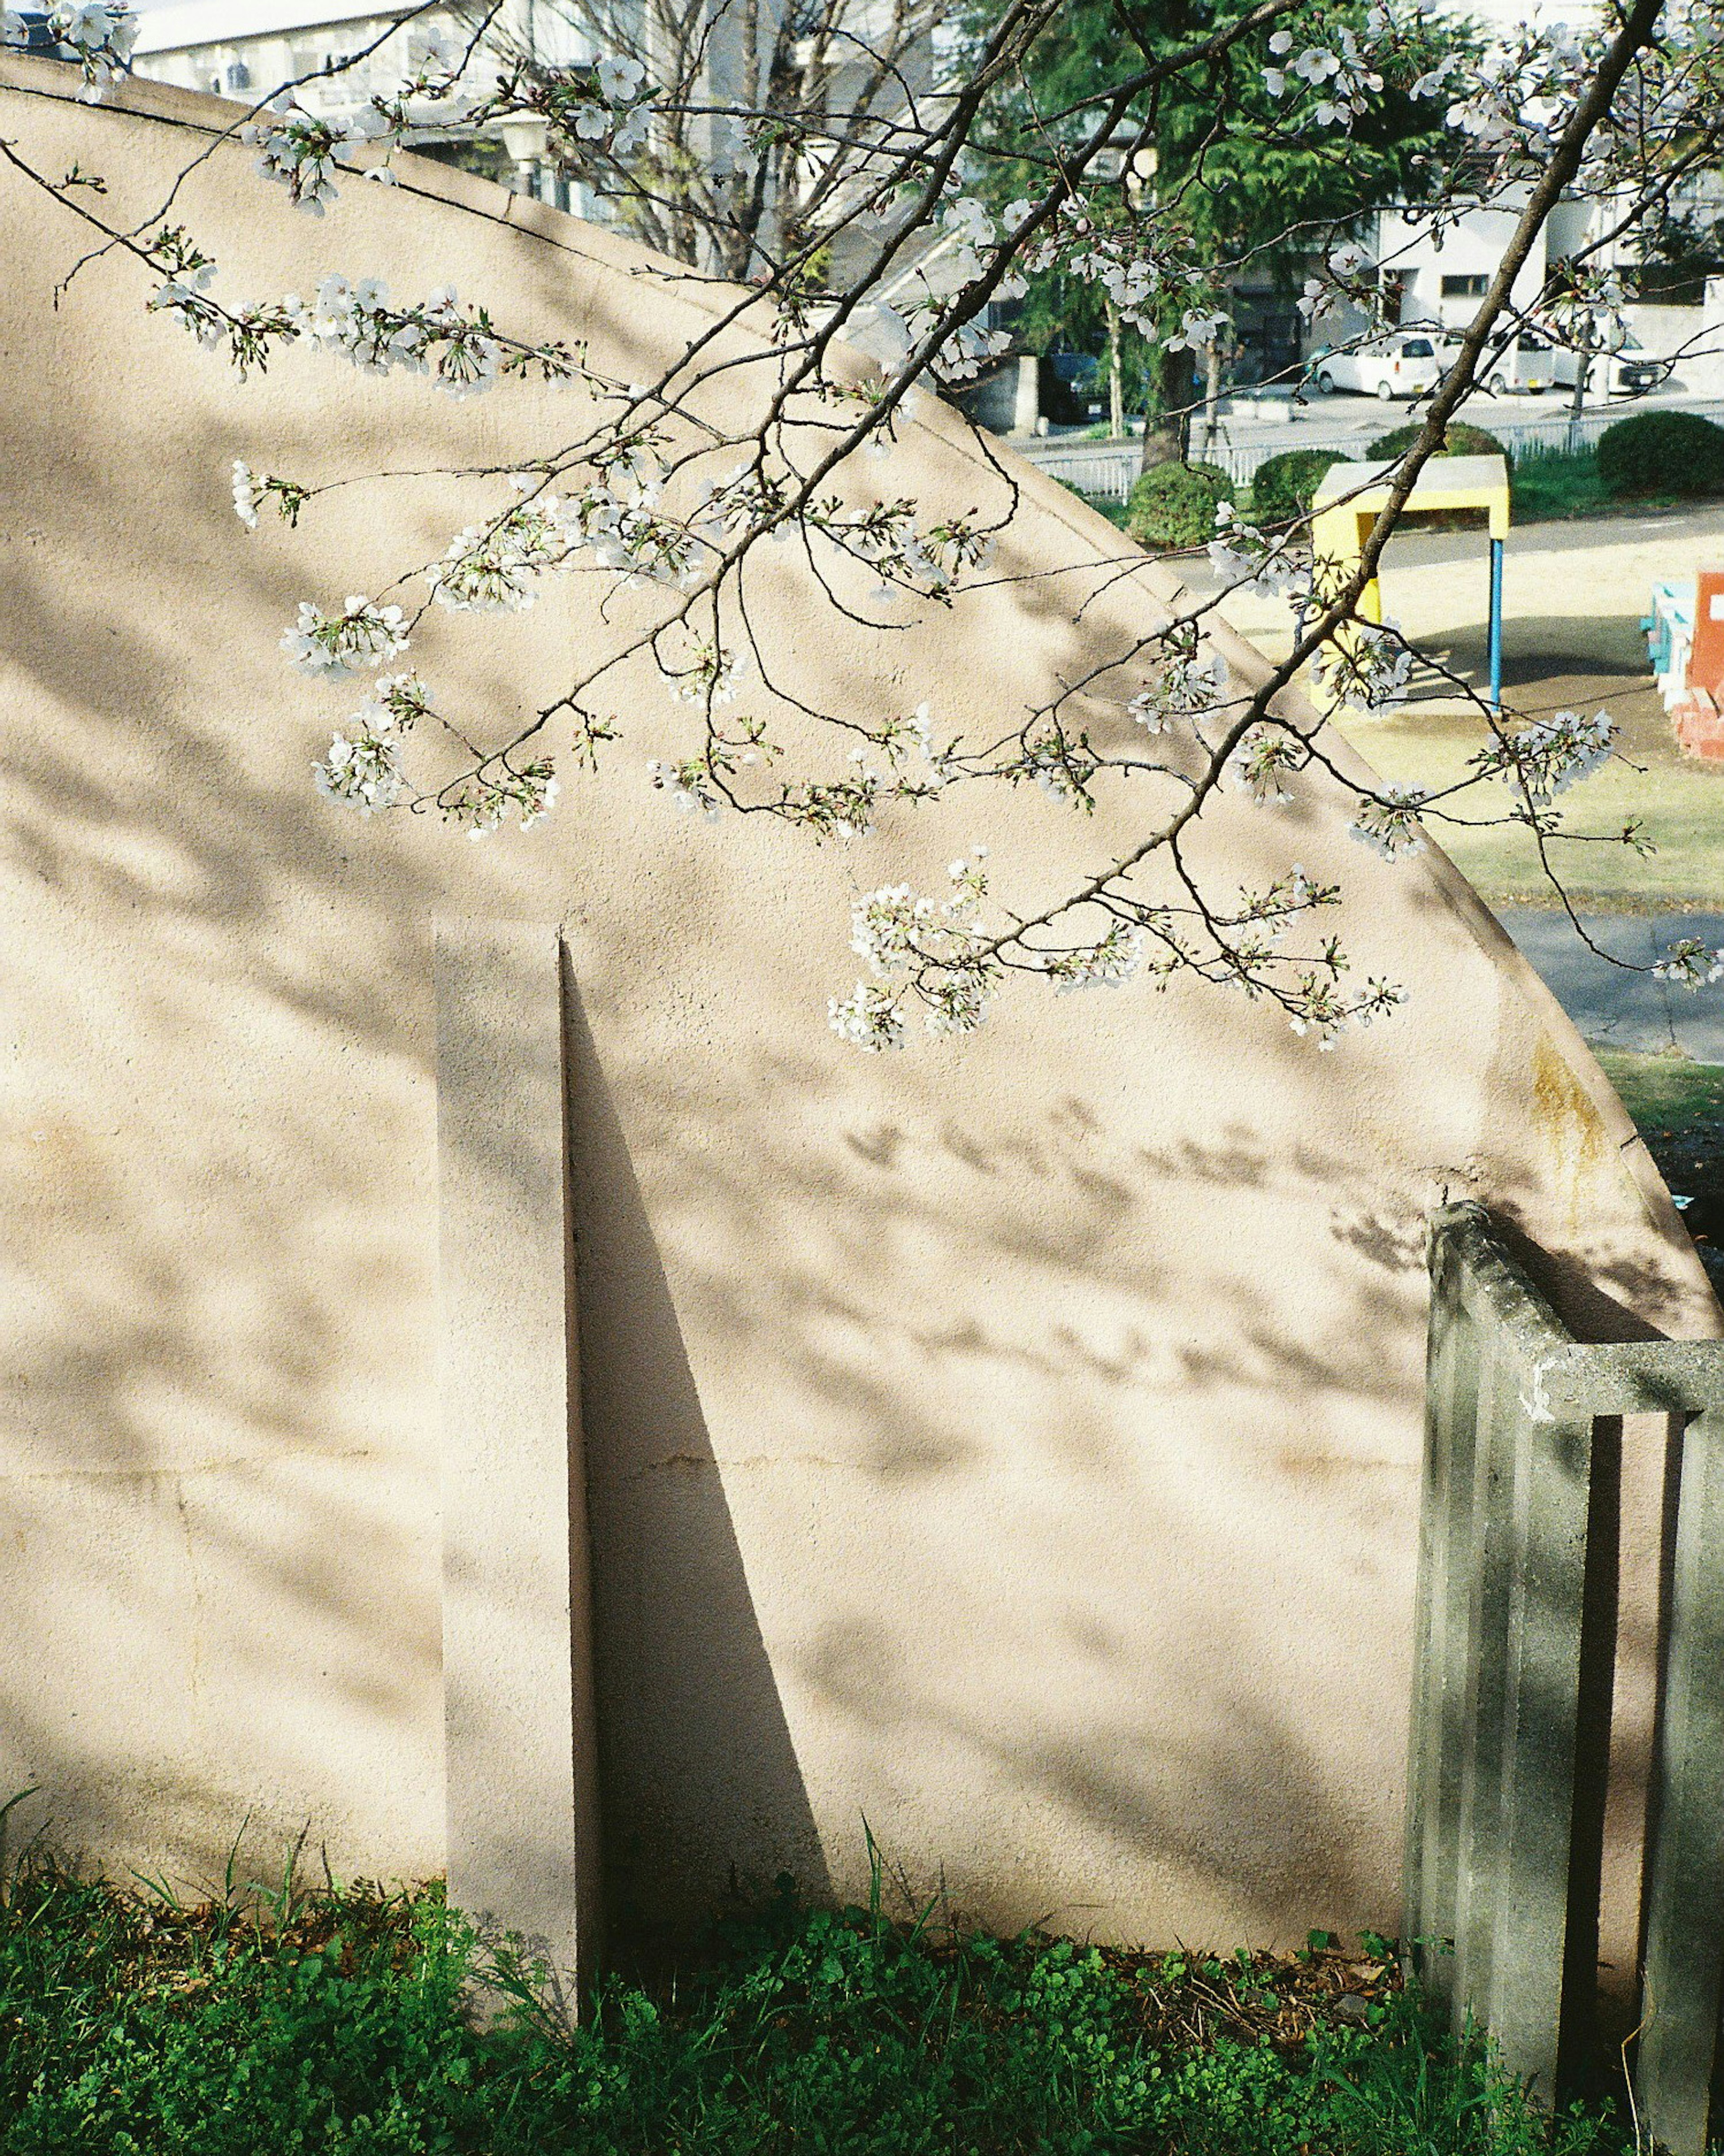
[282,596,409,677]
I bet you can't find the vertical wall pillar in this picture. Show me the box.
[435,920,602,2009]
[1451,1331,1517,2035]
[1012,353,1040,435]
[1403,1218,1482,2009]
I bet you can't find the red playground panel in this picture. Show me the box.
[1675,688,1724,761]
[1651,568,1724,762]
[1695,570,1724,696]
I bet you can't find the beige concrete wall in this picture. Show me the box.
[0,56,1716,1971]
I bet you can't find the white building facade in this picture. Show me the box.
[1366,196,1620,341]
[131,0,594,202]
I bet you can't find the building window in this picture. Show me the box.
[1441,273,1489,299]
[226,58,251,89]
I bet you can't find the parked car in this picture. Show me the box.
[1546,331,1667,398]
[1038,352,1107,426]
[1445,333,1559,396]
[1308,333,1442,401]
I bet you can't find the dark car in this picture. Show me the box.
[1039,352,1107,427]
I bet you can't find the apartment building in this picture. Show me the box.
[131,0,597,204]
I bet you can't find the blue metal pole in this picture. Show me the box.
[1489,538,1504,712]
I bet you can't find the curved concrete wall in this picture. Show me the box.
[0,57,1716,1978]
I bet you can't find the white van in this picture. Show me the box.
[1437,334,1558,395]
[1547,332,1667,398]
[1309,333,1443,401]
[1487,334,1558,395]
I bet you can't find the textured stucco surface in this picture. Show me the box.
[0,56,1717,1971]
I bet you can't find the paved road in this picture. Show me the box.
[1497,908,1724,1063]
[1211,381,1721,454]
[1041,381,1724,454]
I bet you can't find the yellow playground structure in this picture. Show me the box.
[1309,453,1511,710]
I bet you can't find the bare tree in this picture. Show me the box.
[480,0,947,279]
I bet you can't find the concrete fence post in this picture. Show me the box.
[1638,1402,1724,2156]
[1451,1327,1517,2042]
[1012,353,1040,435]
[1410,1206,1724,2116]
[1484,1389,1592,2093]
[1403,1217,1480,2011]
[434,920,602,2011]
[1396,1224,1465,1992]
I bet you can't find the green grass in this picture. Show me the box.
[1592,1047,1724,1272]
[1072,449,1704,536]
[0,1856,1631,2156]
[1078,455,1611,535]
[1078,491,1132,529]
[1595,1045,1724,1147]
[1510,447,1705,524]
[1511,451,1612,523]
[1359,711,1724,908]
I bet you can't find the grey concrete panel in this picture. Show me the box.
[1404,1220,1482,2008]
[1486,1393,1591,2100]
[1452,1326,1518,2041]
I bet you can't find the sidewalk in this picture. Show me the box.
[1497,908,1724,1064]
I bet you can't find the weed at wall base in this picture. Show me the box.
[0,1854,1631,2155]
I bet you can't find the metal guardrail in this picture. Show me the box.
[1408,1203,1724,2147]
[1499,399,1724,462]
[1019,399,1724,500]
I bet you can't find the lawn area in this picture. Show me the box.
[1358,704,1724,908]
[0,1861,1629,2156]
[1592,1045,1724,1270]
[1086,442,1706,543]
[1511,450,1612,523]
[1403,448,1693,527]
[1079,491,1132,529]
[1079,445,1701,540]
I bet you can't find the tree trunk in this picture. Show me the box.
[1566,342,1591,453]
[1106,297,1125,440]
[1201,337,1224,454]
[1139,344,1191,470]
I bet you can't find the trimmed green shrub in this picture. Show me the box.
[1249,448,1340,525]
[1596,409,1724,498]
[1362,420,1515,529]
[1366,419,1512,463]
[1126,458,1235,549]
